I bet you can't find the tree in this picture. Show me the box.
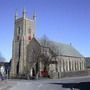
[39,35,59,56]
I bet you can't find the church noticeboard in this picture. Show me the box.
[41,71,48,77]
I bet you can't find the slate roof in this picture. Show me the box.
[53,42,83,57]
[39,40,83,57]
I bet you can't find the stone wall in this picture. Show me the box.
[59,69,90,78]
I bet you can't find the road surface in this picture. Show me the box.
[0,76,90,90]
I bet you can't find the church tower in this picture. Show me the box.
[10,9,36,78]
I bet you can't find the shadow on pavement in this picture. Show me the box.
[49,82,90,90]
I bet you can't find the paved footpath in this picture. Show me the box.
[0,76,90,90]
[0,80,17,90]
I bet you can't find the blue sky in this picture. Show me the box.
[0,0,90,61]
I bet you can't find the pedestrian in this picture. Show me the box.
[0,66,6,81]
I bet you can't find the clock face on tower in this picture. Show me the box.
[28,36,31,40]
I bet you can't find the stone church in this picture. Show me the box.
[10,10,86,79]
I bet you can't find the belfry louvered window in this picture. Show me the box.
[17,26,20,35]
[17,26,20,40]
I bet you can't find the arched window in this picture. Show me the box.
[75,61,77,71]
[17,36,19,40]
[17,26,20,35]
[69,60,71,71]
